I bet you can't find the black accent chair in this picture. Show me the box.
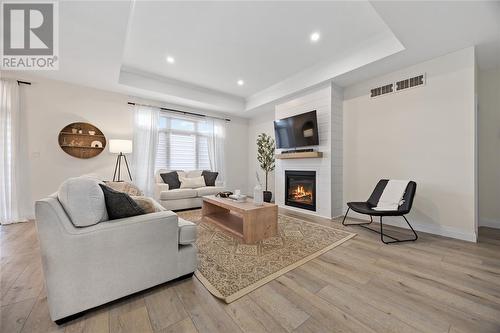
[342,180,418,244]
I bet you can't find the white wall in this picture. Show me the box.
[478,66,500,228]
[2,73,248,204]
[14,75,132,203]
[221,116,249,193]
[343,47,477,242]
[247,111,275,196]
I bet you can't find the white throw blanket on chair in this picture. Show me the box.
[373,180,410,211]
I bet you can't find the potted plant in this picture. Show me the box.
[256,133,275,202]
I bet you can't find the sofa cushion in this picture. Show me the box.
[185,170,202,178]
[155,169,186,183]
[58,176,108,227]
[179,176,206,189]
[178,218,197,245]
[202,170,219,186]
[196,186,225,197]
[160,171,181,190]
[131,196,165,213]
[104,181,144,196]
[99,184,145,220]
[160,188,198,200]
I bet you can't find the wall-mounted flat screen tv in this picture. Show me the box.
[274,110,319,149]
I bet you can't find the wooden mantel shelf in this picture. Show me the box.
[275,151,323,159]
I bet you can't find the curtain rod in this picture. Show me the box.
[127,102,230,122]
[17,80,31,85]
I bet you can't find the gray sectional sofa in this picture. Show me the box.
[35,176,197,322]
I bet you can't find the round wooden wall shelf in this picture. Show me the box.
[58,122,106,159]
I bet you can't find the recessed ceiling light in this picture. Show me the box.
[166,56,175,64]
[237,79,244,86]
[310,32,320,43]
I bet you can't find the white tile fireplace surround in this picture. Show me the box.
[275,84,343,219]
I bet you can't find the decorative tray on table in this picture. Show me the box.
[228,194,247,202]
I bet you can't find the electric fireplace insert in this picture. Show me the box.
[285,170,316,211]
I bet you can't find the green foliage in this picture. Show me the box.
[256,133,275,191]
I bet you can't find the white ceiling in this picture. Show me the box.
[7,1,500,117]
[8,1,132,93]
[123,1,395,97]
[334,1,500,87]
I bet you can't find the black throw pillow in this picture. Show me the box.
[202,170,219,186]
[99,184,145,220]
[160,171,181,189]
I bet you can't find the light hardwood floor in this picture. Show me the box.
[1,212,500,333]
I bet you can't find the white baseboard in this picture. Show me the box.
[479,218,500,229]
[278,206,478,242]
[345,213,477,243]
[277,205,331,220]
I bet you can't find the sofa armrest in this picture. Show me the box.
[154,183,170,200]
[37,209,181,264]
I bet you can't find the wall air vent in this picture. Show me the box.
[370,73,426,99]
[396,74,425,91]
[370,83,393,98]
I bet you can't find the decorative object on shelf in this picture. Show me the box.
[88,130,95,135]
[256,133,275,202]
[109,139,133,182]
[58,122,106,159]
[91,140,103,148]
[253,172,263,206]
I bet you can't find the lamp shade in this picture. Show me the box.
[109,139,132,154]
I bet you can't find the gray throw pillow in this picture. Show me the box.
[99,184,145,220]
[58,176,108,227]
[160,171,181,189]
[202,170,219,186]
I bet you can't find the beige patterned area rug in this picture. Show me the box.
[177,209,356,303]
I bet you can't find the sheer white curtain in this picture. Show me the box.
[132,105,159,196]
[207,118,226,185]
[0,79,31,224]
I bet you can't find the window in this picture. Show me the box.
[155,114,211,171]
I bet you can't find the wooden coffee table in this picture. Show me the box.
[201,195,278,244]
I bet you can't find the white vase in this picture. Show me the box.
[253,184,263,206]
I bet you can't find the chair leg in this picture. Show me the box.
[344,213,418,244]
[341,208,350,225]
[370,216,418,244]
[342,208,373,226]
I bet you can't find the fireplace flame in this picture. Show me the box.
[291,185,312,201]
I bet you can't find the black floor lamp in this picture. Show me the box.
[109,139,133,182]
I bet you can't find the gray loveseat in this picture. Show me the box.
[154,169,225,210]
